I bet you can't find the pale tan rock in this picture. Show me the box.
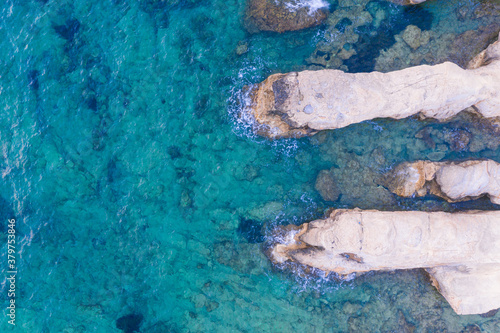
[269,209,500,315]
[427,264,500,315]
[385,160,500,204]
[246,34,500,138]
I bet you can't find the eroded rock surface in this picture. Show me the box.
[268,209,500,315]
[384,160,500,204]
[246,34,500,138]
[244,0,328,33]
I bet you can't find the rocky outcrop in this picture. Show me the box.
[384,160,500,204]
[268,209,500,315]
[245,34,500,138]
[244,0,328,33]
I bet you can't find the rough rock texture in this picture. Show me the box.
[269,209,500,315]
[384,160,500,204]
[244,0,328,33]
[246,34,500,138]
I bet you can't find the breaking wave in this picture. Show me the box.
[281,0,329,15]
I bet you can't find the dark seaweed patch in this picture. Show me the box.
[335,17,352,33]
[87,96,98,112]
[237,218,265,243]
[116,314,143,333]
[167,146,182,159]
[195,95,209,118]
[316,50,331,61]
[54,19,81,42]
[28,70,39,91]
[107,158,123,183]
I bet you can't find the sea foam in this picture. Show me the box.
[281,0,330,15]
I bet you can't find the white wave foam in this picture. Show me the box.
[280,0,329,15]
[228,58,304,159]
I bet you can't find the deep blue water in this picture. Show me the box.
[0,0,499,332]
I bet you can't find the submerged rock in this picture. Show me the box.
[375,23,500,72]
[447,24,500,69]
[268,209,500,315]
[237,218,265,243]
[314,169,340,202]
[244,0,328,33]
[235,41,249,56]
[384,160,500,204]
[244,34,500,138]
[401,25,422,50]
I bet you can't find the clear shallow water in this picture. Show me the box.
[0,0,499,332]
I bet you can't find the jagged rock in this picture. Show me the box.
[268,208,500,315]
[244,0,328,33]
[384,160,500,204]
[245,34,500,138]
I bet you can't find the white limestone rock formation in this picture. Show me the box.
[384,159,500,204]
[246,34,500,138]
[269,209,500,315]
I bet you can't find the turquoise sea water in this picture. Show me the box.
[0,0,499,331]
